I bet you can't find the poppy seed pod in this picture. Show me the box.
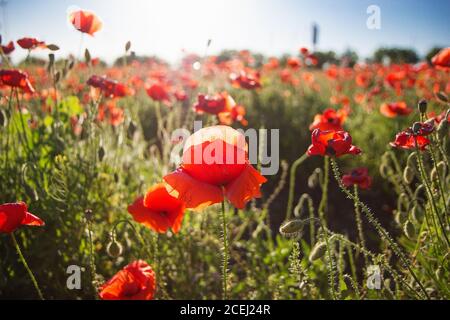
[418,99,428,114]
[309,241,327,262]
[437,117,448,139]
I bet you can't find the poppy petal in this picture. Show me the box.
[128,196,170,233]
[164,169,223,211]
[224,164,267,209]
[22,211,45,226]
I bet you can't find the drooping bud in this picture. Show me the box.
[403,220,416,239]
[107,240,123,258]
[403,166,414,184]
[437,117,448,139]
[309,241,327,262]
[98,146,106,162]
[279,219,304,238]
[406,152,417,168]
[411,205,424,222]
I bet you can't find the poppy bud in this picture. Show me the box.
[417,99,427,114]
[125,41,131,52]
[403,220,416,239]
[437,116,448,139]
[69,59,75,70]
[85,48,91,64]
[309,241,327,262]
[47,44,59,51]
[379,163,389,178]
[414,184,426,202]
[85,209,94,222]
[412,122,422,135]
[98,146,106,162]
[308,169,320,188]
[403,166,414,184]
[279,219,304,237]
[107,240,123,258]
[437,161,447,176]
[411,205,424,222]
[397,193,409,212]
[395,210,408,225]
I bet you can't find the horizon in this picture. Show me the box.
[1,0,449,64]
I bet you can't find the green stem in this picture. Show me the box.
[285,152,308,220]
[220,199,229,300]
[318,156,329,226]
[330,158,429,299]
[87,220,97,298]
[415,143,450,247]
[353,185,369,266]
[11,233,44,300]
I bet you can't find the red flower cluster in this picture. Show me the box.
[390,121,435,150]
[164,126,267,210]
[307,129,361,157]
[99,260,156,300]
[309,108,348,131]
[342,168,372,189]
[0,69,35,93]
[380,101,412,118]
[87,75,129,98]
[128,183,185,234]
[431,47,450,71]
[1,41,15,55]
[17,37,47,50]
[0,202,44,233]
[230,70,261,90]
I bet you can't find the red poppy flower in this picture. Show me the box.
[146,82,171,104]
[174,89,187,102]
[307,129,361,157]
[17,37,46,50]
[99,260,156,300]
[87,75,129,98]
[299,47,309,55]
[1,41,15,55]
[431,47,450,71]
[0,69,35,93]
[342,168,372,189]
[69,10,102,36]
[194,93,227,115]
[0,202,44,233]
[309,108,347,131]
[230,70,261,90]
[128,183,185,234]
[287,57,301,69]
[164,126,267,210]
[390,121,434,150]
[380,101,412,118]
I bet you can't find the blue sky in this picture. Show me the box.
[1,0,449,63]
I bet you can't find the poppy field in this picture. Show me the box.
[0,7,449,301]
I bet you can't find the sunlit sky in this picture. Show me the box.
[2,0,449,63]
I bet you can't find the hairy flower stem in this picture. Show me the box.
[330,158,429,299]
[87,220,97,298]
[220,199,229,300]
[353,185,369,267]
[318,156,329,227]
[317,157,336,299]
[11,233,44,300]
[415,143,450,247]
[285,152,308,220]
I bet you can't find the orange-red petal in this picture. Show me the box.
[224,164,267,209]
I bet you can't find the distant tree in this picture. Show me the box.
[311,50,338,68]
[18,56,47,66]
[340,49,359,67]
[425,47,443,64]
[373,47,419,64]
[113,53,167,66]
